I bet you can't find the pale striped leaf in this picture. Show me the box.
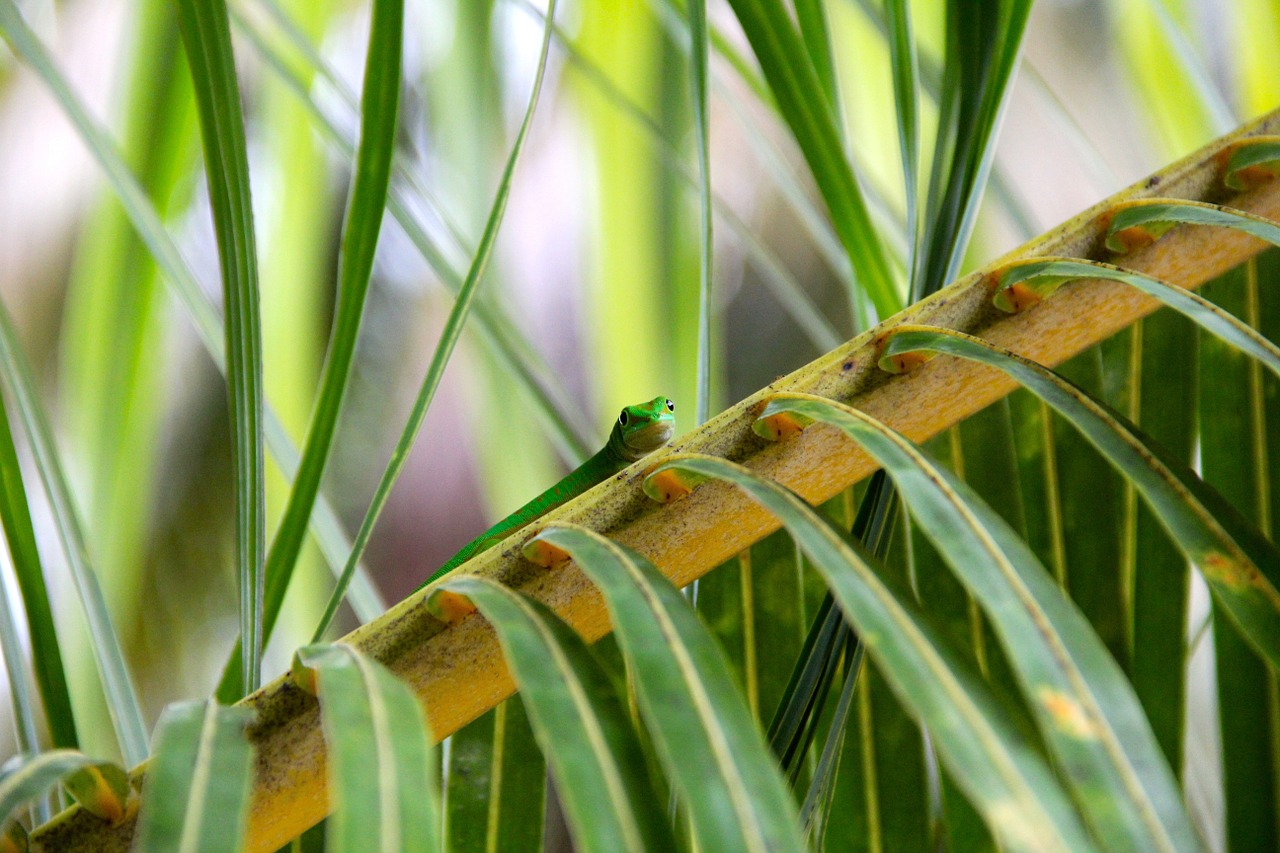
[1103,199,1280,253]
[296,644,438,853]
[525,524,806,853]
[881,327,1280,668]
[756,393,1203,852]
[439,575,675,853]
[135,701,254,853]
[0,750,96,826]
[992,258,1280,378]
[645,455,1097,853]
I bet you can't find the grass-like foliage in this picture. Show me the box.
[0,0,1276,850]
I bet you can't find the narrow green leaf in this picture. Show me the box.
[994,258,1280,378]
[4,318,140,758]
[756,394,1203,852]
[907,433,984,667]
[766,583,845,772]
[240,0,402,692]
[240,0,604,459]
[525,524,806,853]
[0,553,41,803]
[440,699,546,851]
[59,0,192,641]
[446,708,543,848]
[297,644,438,853]
[0,390,75,749]
[216,0,403,703]
[819,502,931,845]
[645,455,1095,852]
[884,327,1280,663]
[0,751,96,827]
[796,639,860,841]
[135,701,254,853]
[1128,311,1197,774]
[1198,263,1279,852]
[311,0,557,639]
[884,0,921,285]
[0,0,150,769]
[1053,347,1129,664]
[917,1,1032,297]
[1104,199,1280,253]
[794,0,837,107]
[688,0,713,426]
[550,0,847,349]
[439,576,676,853]
[174,0,266,695]
[442,708,495,851]
[725,0,900,319]
[766,476,892,782]
[0,0,386,638]
[1007,389,1068,585]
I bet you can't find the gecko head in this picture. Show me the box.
[614,397,676,460]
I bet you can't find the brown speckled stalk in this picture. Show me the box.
[31,109,1280,853]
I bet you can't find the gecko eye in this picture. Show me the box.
[665,399,675,412]
[618,410,630,427]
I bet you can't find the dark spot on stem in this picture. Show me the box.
[842,361,854,371]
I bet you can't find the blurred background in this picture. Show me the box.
[0,0,1275,774]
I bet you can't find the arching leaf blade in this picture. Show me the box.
[757,394,1203,852]
[135,701,254,853]
[63,761,129,823]
[439,576,676,853]
[993,258,1280,379]
[296,644,438,853]
[0,751,96,827]
[0,390,75,749]
[1104,199,1280,254]
[525,524,806,853]
[881,327,1280,667]
[645,454,1095,853]
[1223,137,1280,190]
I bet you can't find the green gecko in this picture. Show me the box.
[420,396,676,587]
